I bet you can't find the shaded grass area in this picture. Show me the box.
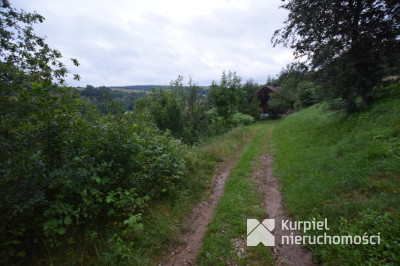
[272,97,400,264]
[198,121,276,265]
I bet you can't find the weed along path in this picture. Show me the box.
[162,126,260,266]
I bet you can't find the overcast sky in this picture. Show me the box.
[12,0,294,87]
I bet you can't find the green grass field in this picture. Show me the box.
[272,98,400,264]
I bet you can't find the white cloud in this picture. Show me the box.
[11,0,294,86]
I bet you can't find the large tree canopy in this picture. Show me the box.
[273,0,400,111]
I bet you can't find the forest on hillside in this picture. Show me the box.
[1,0,399,264]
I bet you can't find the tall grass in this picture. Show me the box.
[272,98,400,264]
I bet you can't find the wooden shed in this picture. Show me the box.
[248,85,279,113]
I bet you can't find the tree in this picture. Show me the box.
[242,78,260,98]
[248,97,262,119]
[295,81,321,109]
[0,0,79,94]
[208,71,242,124]
[186,77,198,114]
[273,0,400,112]
[149,87,184,138]
[274,63,310,111]
[240,79,261,116]
[170,74,186,101]
[181,78,212,143]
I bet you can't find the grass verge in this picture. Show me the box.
[197,121,276,265]
[271,97,400,264]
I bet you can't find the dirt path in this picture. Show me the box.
[162,124,314,265]
[253,154,315,265]
[162,158,238,265]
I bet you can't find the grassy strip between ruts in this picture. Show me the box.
[197,121,277,265]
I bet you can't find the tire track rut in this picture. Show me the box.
[253,154,315,265]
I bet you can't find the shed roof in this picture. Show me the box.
[247,85,280,101]
[263,85,279,92]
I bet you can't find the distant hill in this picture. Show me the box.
[111,85,170,91]
[110,85,210,95]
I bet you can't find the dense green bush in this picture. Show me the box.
[0,83,189,264]
[231,112,255,126]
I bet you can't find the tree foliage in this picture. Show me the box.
[242,79,261,99]
[247,97,263,120]
[209,71,243,123]
[273,0,400,111]
[240,79,262,116]
[149,87,185,138]
[276,63,309,104]
[294,80,321,109]
[136,73,259,144]
[0,0,79,92]
[0,2,195,263]
[266,63,315,115]
[0,83,189,263]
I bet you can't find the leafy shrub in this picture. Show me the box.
[0,83,189,264]
[203,108,230,136]
[231,112,255,126]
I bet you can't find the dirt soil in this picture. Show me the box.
[162,159,237,265]
[253,154,315,265]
